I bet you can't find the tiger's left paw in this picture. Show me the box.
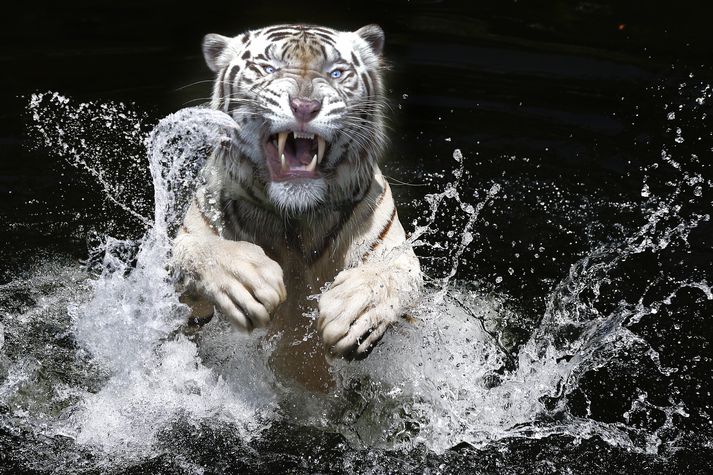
[318,265,399,360]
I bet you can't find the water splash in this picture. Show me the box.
[1,85,712,470]
[408,148,501,302]
[5,96,276,469]
[66,105,278,460]
[317,132,712,452]
[27,92,153,229]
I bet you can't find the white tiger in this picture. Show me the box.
[172,24,421,390]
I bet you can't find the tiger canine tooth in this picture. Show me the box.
[317,136,326,163]
[280,153,288,171]
[306,154,318,172]
[278,132,288,157]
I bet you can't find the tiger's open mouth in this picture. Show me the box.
[264,131,328,181]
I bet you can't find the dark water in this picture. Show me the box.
[2,1,713,473]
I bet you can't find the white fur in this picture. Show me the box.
[174,25,421,368]
[317,177,422,358]
[173,205,286,331]
[267,178,327,215]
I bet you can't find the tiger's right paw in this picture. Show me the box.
[175,236,286,331]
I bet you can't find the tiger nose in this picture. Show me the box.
[289,97,321,122]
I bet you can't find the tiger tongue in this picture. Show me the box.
[293,137,314,165]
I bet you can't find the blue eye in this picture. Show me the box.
[264,65,276,74]
[330,69,343,79]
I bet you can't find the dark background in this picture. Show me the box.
[1,1,713,472]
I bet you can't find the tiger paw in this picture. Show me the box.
[317,264,399,360]
[174,236,286,331]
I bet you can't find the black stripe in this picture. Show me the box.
[361,206,396,262]
[373,182,388,208]
[351,51,361,67]
[226,66,240,110]
[310,32,336,45]
[227,65,240,84]
[247,63,263,75]
[310,31,335,40]
[372,207,396,250]
[262,89,280,99]
[262,95,280,107]
[266,32,292,41]
[263,26,296,35]
[308,26,336,35]
[361,72,372,97]
[336,87,349,103]
[241,50,251,59]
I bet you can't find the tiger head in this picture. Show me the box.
[202,24,387,215]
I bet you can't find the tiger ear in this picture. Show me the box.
[355,24,385,56]
[202,33,232,72]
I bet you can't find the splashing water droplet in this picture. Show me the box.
[453,148,463,162]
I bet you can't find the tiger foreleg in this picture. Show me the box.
[318,247,421,360]
[172,202,287,331]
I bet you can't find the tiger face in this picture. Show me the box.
[203,24,386,214]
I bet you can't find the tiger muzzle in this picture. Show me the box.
[289,96,322,123]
